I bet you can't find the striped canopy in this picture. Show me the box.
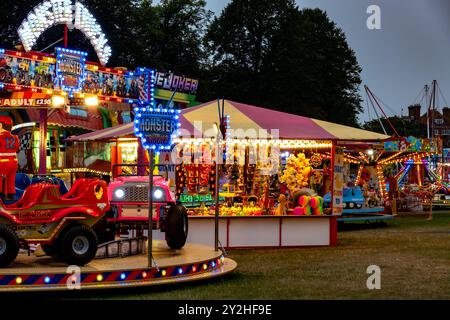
[68,100,389,141]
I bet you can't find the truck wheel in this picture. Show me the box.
[59,225,98,266]
[0,224,19,267]
[165,205,189,250]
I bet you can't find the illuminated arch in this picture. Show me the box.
[17,0,112,65]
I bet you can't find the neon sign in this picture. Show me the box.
[18,0,112,65]
[134,107,181,153]
[55,47,87,92]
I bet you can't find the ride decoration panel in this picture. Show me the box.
[0,48,153,104]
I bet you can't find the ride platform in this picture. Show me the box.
[338,207,394,223]
[0,241,236,292]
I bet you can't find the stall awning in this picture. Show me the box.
[26,109,104,131]
[180,100,390,141]
[67,122,133,141]
[68,99,390,142]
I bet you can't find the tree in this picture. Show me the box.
[0,0,210,74]
[263,9,363,126]
[363,116,426,137]
[150,0,212,75]
[200,2,363,126]
[200,0,295,102]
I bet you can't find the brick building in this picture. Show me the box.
[408,104,450,148]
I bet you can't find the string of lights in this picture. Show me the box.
[382,152,434,165]
[18,0,112,65]
[378,151,404,165]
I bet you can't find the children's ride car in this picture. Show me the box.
[106,164,188,250]
[0,178,109,267]
[323,186,365,209]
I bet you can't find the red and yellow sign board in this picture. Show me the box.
[0,92,53,108]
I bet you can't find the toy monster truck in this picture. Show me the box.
[0,178,109,267]
[106,164,188,249]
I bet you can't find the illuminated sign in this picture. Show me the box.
[154,72,199,95]
[0,92,53,109]
[55,47,87,92]
[18,0,112,65]
[0,98,51,107]
[134,107,181,152]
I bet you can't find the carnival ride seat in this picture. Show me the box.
[1,173,33,204]
[6,183,60,210]
[61,178,93,200]
[31,176,69,195]
[15,173,31,192]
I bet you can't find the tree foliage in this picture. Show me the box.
[363,116,426,137]
[0,0,363,126]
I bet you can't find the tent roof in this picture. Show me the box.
[180,100,389,140]
[68,100,389,142]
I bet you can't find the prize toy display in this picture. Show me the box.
[293,195,325,216]
[310,196,324,215]
[277,194,288,215]
[182,164,213,194]
[279,153,313,196]
[219,204,263,216]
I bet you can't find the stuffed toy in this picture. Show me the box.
[310,196,324,215]
[277,194,288,216]
[293,195,311,215]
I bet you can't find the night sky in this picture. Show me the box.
[205,0,450,124]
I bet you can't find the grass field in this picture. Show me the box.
[19,211,450,300]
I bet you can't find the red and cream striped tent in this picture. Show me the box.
[68,100,389,142]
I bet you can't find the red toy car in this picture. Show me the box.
[0,178,109,267]
[106,164,188,249]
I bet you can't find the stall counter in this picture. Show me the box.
[153,215,338,249]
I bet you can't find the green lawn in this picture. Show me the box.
[17,212,450,299]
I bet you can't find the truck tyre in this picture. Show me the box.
[0,224,20,267]
[59,224,98,266]
[165,205,188,250]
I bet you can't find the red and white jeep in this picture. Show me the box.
[106,164,188,250]
[0,178,109,267]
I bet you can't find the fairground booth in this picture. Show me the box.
[1,48,198,178]
[70,99,391,248]
[333,136,438,214]
[0,0,237,293]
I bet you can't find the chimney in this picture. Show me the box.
[443,107,450,125]
[408,104,421,121]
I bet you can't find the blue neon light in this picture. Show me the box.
[134,105,180,152]
[55,47,87,93]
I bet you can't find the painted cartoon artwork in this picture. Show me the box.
[0,53,55,88]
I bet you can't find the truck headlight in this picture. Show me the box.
[114,188,125,199]
[153,189,164,200]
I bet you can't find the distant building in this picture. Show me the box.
[408,104,450,148]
